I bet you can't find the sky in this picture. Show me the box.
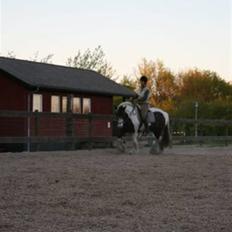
[0,0,231,81]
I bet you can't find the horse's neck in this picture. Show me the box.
[125,105,134,115]
[120,102,142,123]
[135,104,143,120]
[127,105,142,124]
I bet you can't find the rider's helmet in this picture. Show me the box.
[140,75,148,83]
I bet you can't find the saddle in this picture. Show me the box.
[133,104,155,130]
[147,110,155,123]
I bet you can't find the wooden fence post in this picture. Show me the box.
[66,95,75,150]
[225,126,229,146]
[34,111,40,151]
[27,94,31,152]
[88,113,93,150]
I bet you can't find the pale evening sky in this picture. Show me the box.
[0,0,231,81]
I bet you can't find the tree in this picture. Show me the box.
[177,69,232,102]
[2,51,54,63]
[66,46,116,79]
[172,69,232,120]
[0,51,16,58]
[29,51,54,63]
[6,51,16,58]
[136,58,178,112]
[120,75,137,90]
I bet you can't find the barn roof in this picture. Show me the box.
[0,57,135,97]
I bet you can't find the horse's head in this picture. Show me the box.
[116,101,135,121]
[116,101,130,116]
[116,104,125,118]
[116,101,140,136]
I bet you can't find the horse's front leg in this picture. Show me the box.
[117,137,126,153]
[129,132,139,154]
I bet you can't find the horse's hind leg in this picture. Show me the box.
[150,134,161,155]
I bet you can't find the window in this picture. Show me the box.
[62,96,67,113]
[83,98,91,114]
[72,97,81,113]
[51,96,60,113]
[33,94,42,112]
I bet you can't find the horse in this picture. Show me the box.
[115,101,172,154]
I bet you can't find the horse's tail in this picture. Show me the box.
[162,124,172,147]
[162,120,172,147]
[160,114,172,148]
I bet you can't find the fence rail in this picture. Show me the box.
[172,135,232,145]
[0,110,114,151]
[0,110,114,119]
[0,110,232,151]
[171,117,232,145]
[171,118,232,126]
[0,136,114,143]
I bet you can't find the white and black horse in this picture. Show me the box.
[116,101,171,154]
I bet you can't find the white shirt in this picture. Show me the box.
[137,87,151,103]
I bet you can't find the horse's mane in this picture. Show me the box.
[117,101,142,122]
[117,101,134,109]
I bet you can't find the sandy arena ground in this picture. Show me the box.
[0,145,232,232]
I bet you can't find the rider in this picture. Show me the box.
[134,75,151,133]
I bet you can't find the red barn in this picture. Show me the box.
[0,57,134,151]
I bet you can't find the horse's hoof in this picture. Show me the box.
[150,147,161,155]
[128,149,138,155]
[150,151,160,155]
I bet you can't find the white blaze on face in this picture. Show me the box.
[117,118,124,128]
